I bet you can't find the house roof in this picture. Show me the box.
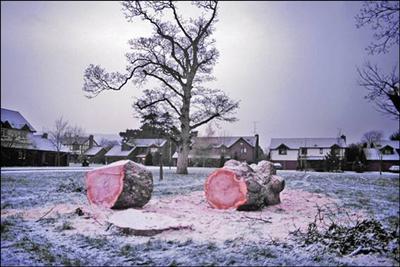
[61,136,91,145]
[1,108,36,132]
[84,146,105,156]
[270,137,347,149]
[363,148,400,161]
[374,140,400,149]
[29,134,69,152]
[192,136,257,149]
[104,144,135,157]
[172,151,231,159]
[126,138,167,147]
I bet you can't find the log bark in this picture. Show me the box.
[204,160,285,211]
[86,160,153,209]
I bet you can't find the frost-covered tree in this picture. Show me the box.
[83,1,239,174]
[49,117,69,166]
[361,130,383,147]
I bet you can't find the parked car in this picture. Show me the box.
[388,165,399,173]
[273,163,282,170]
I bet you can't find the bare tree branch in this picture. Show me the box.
[357,62,400,119]
[355,1,400,54]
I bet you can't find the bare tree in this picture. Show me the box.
[355,1,399,55]
[99,138,119,148]
[355,1,400,119]
[361,130,383,147]
[83,1,239,174]
[49,117,69,166]
[65,125,86,138]
[357,62,400,118]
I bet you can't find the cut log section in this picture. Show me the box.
[108,209,192,236]
[204,160,285,211]
[86,160,153,209]
[204,169,248,209]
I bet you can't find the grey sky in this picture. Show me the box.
[1,1,399,149]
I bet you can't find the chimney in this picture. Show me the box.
[89,135,94,148]
[340,134,346,145]
[42,133,48,139]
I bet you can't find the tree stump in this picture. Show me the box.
[204,160,285,211]
[108,209,192,236]
[86,160,153,209]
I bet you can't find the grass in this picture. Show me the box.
[1,168,399,266]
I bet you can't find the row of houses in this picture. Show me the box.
[0,108,172,166]
[1,108,398,171]
[269,136,399,172]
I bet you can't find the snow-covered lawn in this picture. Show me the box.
[1,167,399,266]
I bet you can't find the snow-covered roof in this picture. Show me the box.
[29,134,69,152]
[172,151,231,159]
[374,140,400,149]
[84,146,105,156]
[270,137,346,149]
[105,145,135,157]
[192,136,257,148]
[363,148,400,161]
[1,108,36,132]
[61,136,95,145]
[126,138,167,147]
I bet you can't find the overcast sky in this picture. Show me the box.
[1,1,399,149]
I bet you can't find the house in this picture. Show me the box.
[104,138,171,165]
[104,143,136,164]
[125,138,169,164]
[61,135,99,162]
[172,135,261,167]
[269,136,347,170]
[363,140,400,171]
[1,108,70,166]
[84,146,109,164]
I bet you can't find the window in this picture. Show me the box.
[319,148,323,154]
[301,148,307,155]
[1,128,7,137]
[18,150,26,160]
[19,131,26,139]
[381,148,393,155]
[73,143,80,151]
[150,147,158,153]
[278,148,287,155]
[239,142,247,154]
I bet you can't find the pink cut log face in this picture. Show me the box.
[205,169,248,209]
[86,164,125,208]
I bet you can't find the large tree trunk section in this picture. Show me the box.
[108,209,192,236]
[86,160,153,209]
[204,160,285,211]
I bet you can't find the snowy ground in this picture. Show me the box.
[1,166,399,266]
